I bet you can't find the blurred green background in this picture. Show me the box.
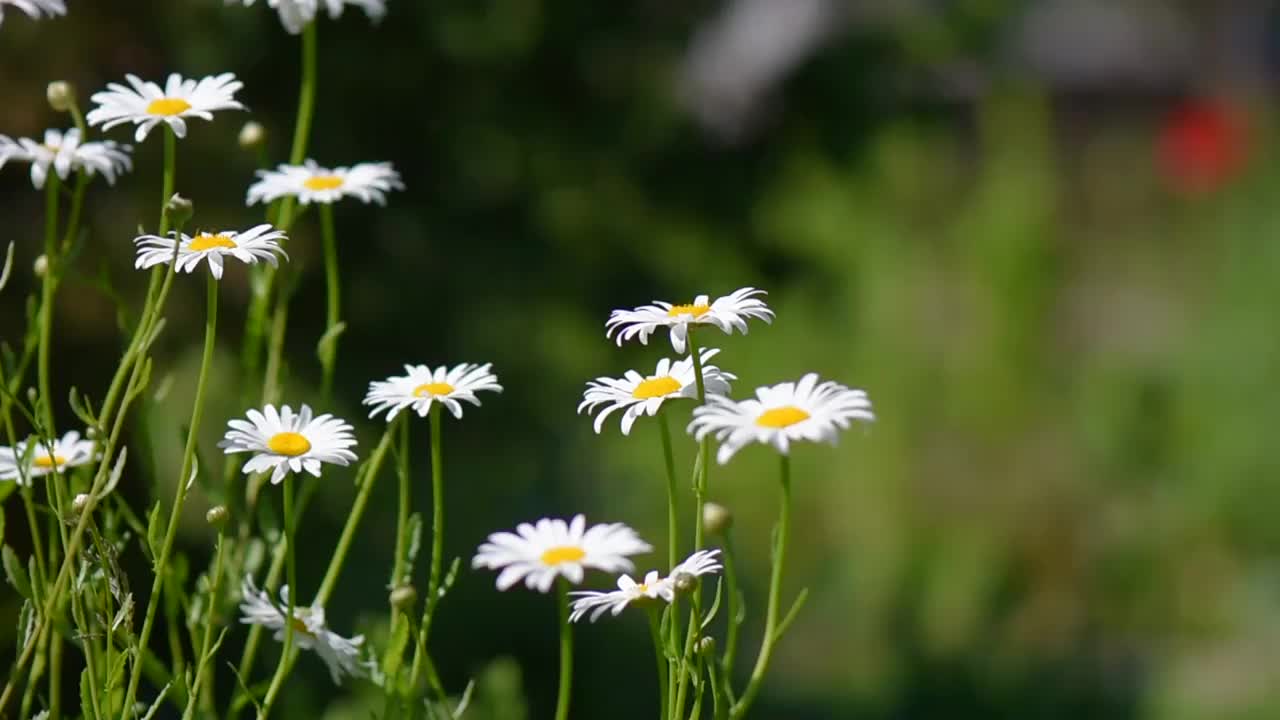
[5,0,1280,718]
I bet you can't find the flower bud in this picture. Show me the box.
[698,636,716,656]
[238,121,265,150]
[72,493,91,514]
[46,81,74,112]
[672,572,697,595]
[390,585,418,612]
[164,193,193,228]
[206,505,229,527]
[702,502,733,535]
[32,254,48,278]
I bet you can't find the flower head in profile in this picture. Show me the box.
[0,128,132,189]
[689,373,873,464]
[226,0,386,35]
[364,363,502,422]
[568,549,722,623]
[606,287,773,354]
[0,0,65,26]
[239,576,367,684]
[246,159,403,207]
[87,73,245,142]
[219,404,357,484]
[579,348,735,435]
[133,224,287,280]
[472,515,652,593]
[0,431,95,485]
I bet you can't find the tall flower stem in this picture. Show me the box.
[37,175,59,438]
[119,271,219,720]
[409,404,446,688]
[554,579,574,720]
[673,331,711,713]
[390,412,412,590]
[648,609,669,720]
[182,532,227,720]
[719,532,742,701]
[657,409,679,570]
[731,455,791,719]
[318,202,341,400]
[258,475,300,720]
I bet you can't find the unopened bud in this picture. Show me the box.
[238,121,265,149]
[698,636,716,656]
[164,193,193,228]
[672,572,697,595]
[32,254,48,278]
[26,387,38,405]
[46,81,74,112]
[703,502,733,535]
[390,585,417,612]
[206,505,228,527]
[72,493,91,514]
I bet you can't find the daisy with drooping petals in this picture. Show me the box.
[219,404,357,484]
[567,549,722,623]
[579,348,735,435]
[0,0,65,26]
[472,515,652,593]
[87,73,245,142]
[246,159,403,207]
[364,362,502,422]
[688,373,874,464]
[0,128,132,189]
[0,431,95,484]
[227,0,386,35]
[133,224,287,280]
[239,576,367,684]
[606,287,774,354]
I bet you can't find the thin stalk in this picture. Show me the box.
[657,409,679,571]
[318,202,340,400]
[649,610,669,720]
[258,475,300,720]
[409,404,446,688]
[719,533,741,701]
[119,271,219,720]
[58,174,90,256]
[182,532,226,720]
[554,579,574,720]
[674,334,711,714]
[391,411,412,590]
[37,174,59,438]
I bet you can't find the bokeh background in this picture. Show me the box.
[4,0,1280,718]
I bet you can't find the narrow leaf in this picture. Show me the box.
[3,545,32,598]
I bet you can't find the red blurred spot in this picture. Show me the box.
[1157,100,1248,195]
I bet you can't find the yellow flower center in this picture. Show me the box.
[755,406,811,428]
[540,545,586,566]
[34,454,67,469]
[288,616,315,638]
[189,234,237,252]
[146,98,192,116]
[267,432,311,457]
[667,303,711,318]
[413,382,455,398]
[304,175,344,191]
[632,376,681,399]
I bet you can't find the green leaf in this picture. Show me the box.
[16,599,35,652]
[0,241,13,292]
[3,545,31,599]
[139,682,170,720]
[80,667,96,719]
[405,513,424,572]
[315,321,347,361]
[145,501,164,565]
[0,482,13,509]
[380,613,412,686]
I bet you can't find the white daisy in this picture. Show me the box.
[238,576,367,684]
[0,128,132,190]
[86,73,245,143]
[363,362,502,422]
[133,224,288,280]
[219,404,357,485]
[688,373,874,464]
[0,0,65,26]
[0,431,95,485]
[472,515,652,593]
[567,549,722,623]
[605,287,774,354]
[246,159,403,207]
[578,348,735,435]
[226,0,385,35]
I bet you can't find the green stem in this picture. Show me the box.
[730,455,791,719]
[390,411,412,590]
[423,404,445,636]
[119,271,219,720]
[720,533,741,701]
[59,174,89,256]
[318,202,340,400]
[657,409,679,571]
[674,333,712,714]
[37,174,59,439]
[554,579,573,720]
[649,610,669,720]
[182,532,226,720]
[258,475,299,720]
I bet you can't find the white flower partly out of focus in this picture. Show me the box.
[0,129,132,189]
[363,363,502,422]
[688,373,874,464]
[0,0,65,26]
[0,431,95,485]
[246,159,403,206]
[472,515,652,593]
[568,549,722,623]
[578,348,735,435]
[238,576,367,684]
[219,404,357,484]
[133,224,288,280]
[87,73,245,142]
[606,287,774,354]
[227,0,386,35]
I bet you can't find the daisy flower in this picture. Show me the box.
[0,0,65,26]
[0,128,132,190]
[226,0,386,35]
[472,515,652,593]
[363,362,502,422]
[87,73,245,143]
[688,373,874,464]
[246,159,403,207]
[605,287,774,354]
[0,431,95,484]
[239,576,367,684]
[568,549,722,623]
[219,404,357,485]
[133,224,287,280]
[578,348,735,435]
